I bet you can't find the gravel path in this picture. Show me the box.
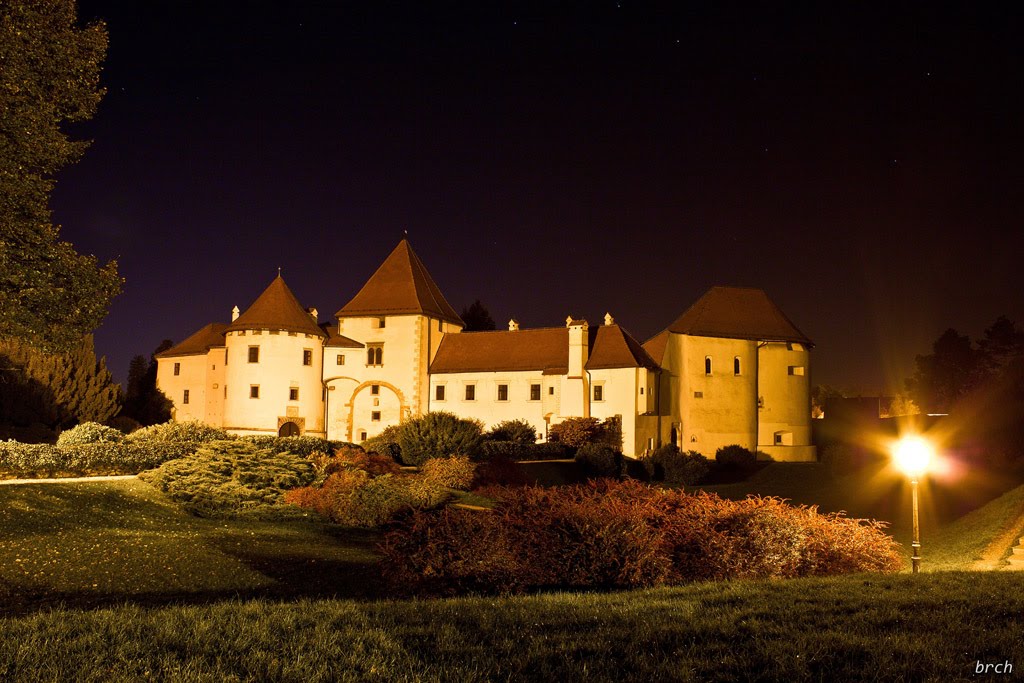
[0,474,138,486]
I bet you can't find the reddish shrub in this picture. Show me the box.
[313,446,401,478]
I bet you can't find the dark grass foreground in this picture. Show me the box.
[0,572,1021,681]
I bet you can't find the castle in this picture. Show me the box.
[156,239,816,460]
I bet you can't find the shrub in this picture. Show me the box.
[643,445,711,485]
[472,456,530,489]
[715,444,757,469]
[126,420,232,444]
[0,440,191,476]
[549,417,604,449]
[239,435,358,457]
[485,420,538,445]
[575,443,620,478]
[381,480,904,597]
[140,441,316,519]
[106,415,142,434]
[56,421,124,446]
[396,412,483,465]
[525,442,570,460]
[362,424,403,461]
[312,446,401,479]
[477,440,527,461]
[285,471,448,527]
[421,456,477,490]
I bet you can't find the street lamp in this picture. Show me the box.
[891,435,935,574]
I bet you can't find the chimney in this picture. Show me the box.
[508,319,519,331]
[566,317,589,378]
[604,312,614,326]
[231,305,240,321]
[307,307,318,321]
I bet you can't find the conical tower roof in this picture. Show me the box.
[225,274,326,337]
[658,286,813,345]
[335,239,463,325]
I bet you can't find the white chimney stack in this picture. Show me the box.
[308,307,318,321]
[231,305,240,321]
[508,319,520,331]
[604,312,614,326]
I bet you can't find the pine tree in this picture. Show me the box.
[122,341,173,426]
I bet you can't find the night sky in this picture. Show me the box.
[52,1,1024,393]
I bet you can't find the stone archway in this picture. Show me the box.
[344,380,408,442]
[279,421,300,437]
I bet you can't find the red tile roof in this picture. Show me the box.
[322,324,364,348]
[658,286,813,345]
[587,325,660,370]
[225,275,326,337]
[156,322,227,358]
[335,239,463,325]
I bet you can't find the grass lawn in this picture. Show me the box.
[0,479,383,614]
[0,572,1022,681]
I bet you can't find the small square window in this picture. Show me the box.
[250,385,260,399]
[371,384,379,395]
[497,384,508,401]
[289,388,299,401]
[371,411,381,421]
[788,366,805,376]
[436,385,446,401]
[173,362,180,376]
[640,387,644,395]
[183,389,189,404]
[377,317,386,329]
[694,391,703,398]
[336,354,345,365]
[530,384,541,401]
[360,430,367,441]
[303,349,312,366]
[465,385,476,401]
[593,385,604,401]
[248,346,259,363]
[549,387,555,396]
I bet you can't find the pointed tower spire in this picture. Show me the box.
[335,239,463,325]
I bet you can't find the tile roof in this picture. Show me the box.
[587,325,660,370]
[429,324,661,374]
[430,327,568,374]
[642,330,670,366]
[322,324,364,348]
[225,275,326,337]
[335,239,464,325]
[658,286,813,345]
[156,322,227,358]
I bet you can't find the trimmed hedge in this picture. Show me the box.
[478,441,569,462]
[380,480,904,596]
[0,440,194,477]
[56,422,124,446]
[239,435,360,457]
[126,420,231,444]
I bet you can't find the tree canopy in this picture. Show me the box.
[0,0,121,350]
[459,300,496,331]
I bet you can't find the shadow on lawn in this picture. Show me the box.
[0,526,390,618]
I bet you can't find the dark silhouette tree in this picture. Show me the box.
[0,1,121,351]
[905,329,989,414]
[122,340,173,426]
[459,300,496,331]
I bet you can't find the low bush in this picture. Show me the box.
[126,420,232,444]
[524,442,570,460]
[484,420,538,445]
[396,412,484,465]
[361,424,403,461]
[312,446,401,479]
[643,445,711,485]
[715,444,757,470]
[575,443,621,478]
[140,441,316,519]
[477,440,527,461]
[285,471,449,527]
[421,456,477,490]
[381,480,904,596]
[56,422,124,446]
[549,417,604,449]
[0,440,192,476]
[239,435,359,457]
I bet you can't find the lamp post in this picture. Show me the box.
[891,435,935,574]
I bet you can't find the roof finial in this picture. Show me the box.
[277,266,282,277]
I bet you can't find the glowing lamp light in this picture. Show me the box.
[892,435,934,479]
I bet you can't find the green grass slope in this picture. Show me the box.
[0,573,1021,681]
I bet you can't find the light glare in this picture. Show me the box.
[892,435,934,478]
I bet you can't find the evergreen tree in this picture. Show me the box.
[0,335,120,428]
[122,340,173,426]
[0,0,121,351]
[459,300,496,331]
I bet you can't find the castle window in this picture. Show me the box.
[465,384,476,401]
[371,411,381,422]
[593,384,604,401]
[734,356,741,375]
[530,384,541,401]
[289,388,299,401]
[248,346,259,363]
[497,384,509,401]
[438,319,443,332]
[367,344,383,366]
[375,317,386,329]
[640,387,644,395]
[225,349,228,365]
[303,349,312,366]
[436,385,446,401]
[694,391,703,398]
[549,387,555,396]
[250,385,260,399]
[371,384,379,395]
[224,385,227,398]
[360,430,367,441]
[183,389,189,404]
[173,362,180,376]
[336,354,345,365]
[705,356,712,375]
[788,366,805,376]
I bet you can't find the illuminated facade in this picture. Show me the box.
[156,239,816,460]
